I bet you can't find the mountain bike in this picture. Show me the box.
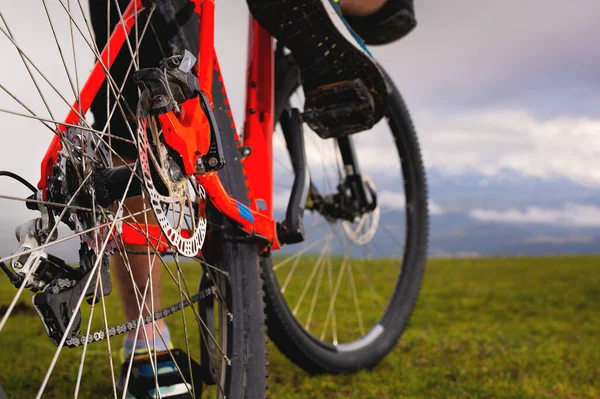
[0,0,428,398]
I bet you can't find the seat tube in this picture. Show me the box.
[196,0,216,99]
[242,19,275,218]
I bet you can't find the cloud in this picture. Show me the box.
[415,110,600,187]
[364,191,445,216]
[272,192,289,211]
[429,200,445,216]
[469,203,600,227]
[378,191,405,209]
[374,1,600,118]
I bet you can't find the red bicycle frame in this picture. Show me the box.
[37,0,281,251]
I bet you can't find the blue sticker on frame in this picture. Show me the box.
[235,200,255,223]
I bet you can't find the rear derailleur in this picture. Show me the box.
[1,125,114,345]
[0,206,112,345]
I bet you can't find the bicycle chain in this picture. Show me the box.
[64,285,217,348]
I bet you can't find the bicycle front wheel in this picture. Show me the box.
[262,55,428,373]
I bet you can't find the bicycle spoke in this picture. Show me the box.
[380,223,406,253]
[176,257,197,398]
[111,0,140,71]
[116,245,161,399]
[320,256,347,345]
[0,21,93,131]
[89,175,118,398]
[134,0,141,69]
[99,274,119,399]
[0,107,134,144]
[115,216,231,367]
[67,0,82,115]
[0,83,57,134]
[40,0,79,104]
[57,0,155,145]
[197,254,231,319]
[0,194,92,214]
[325,255,337,342]
[139,190,166,398]
[35,159,138,397]
[336,224,366,337]
[148,20,167,59]
[0,168,98,334]
[171,255,227,397]
[0,13,54,120]
[112,229,196,399]
[279,255,301,294]
[56,0,153,135]
[358,246,386,306]
[114,235,226,397]
[73,264,103,398]
[347,261,365,337]
[160,257,229,364]
[292,238,331,316]
[0,207,150,342]
[273,235,331,271]
[304,247,327,331]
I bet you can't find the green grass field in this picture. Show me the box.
[1,255,599,398]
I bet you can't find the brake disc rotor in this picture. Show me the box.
[341,176,380,245]
[137,98,207,257]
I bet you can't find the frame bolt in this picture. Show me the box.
[240,146,252,158]
[195,157,205,174]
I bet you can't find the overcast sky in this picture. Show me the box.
[0,0,599,233]
[222,0,600,187]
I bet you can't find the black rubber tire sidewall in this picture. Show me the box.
[211,68,267,397]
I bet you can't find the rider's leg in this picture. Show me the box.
[112,250,169,354]
[110,170,170,357]
[342,0,417,45]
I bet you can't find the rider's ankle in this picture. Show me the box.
[340,0,387,17]
[123,324,171,359]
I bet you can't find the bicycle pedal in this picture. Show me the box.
[118,348,202,399]
[303,78,376,139]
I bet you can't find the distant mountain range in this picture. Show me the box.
[429,212,600,258]
[1,170,599,261]
[422,170,600,257]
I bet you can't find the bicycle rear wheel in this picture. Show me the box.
[262,54,428,373]
[0,2,265,397]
